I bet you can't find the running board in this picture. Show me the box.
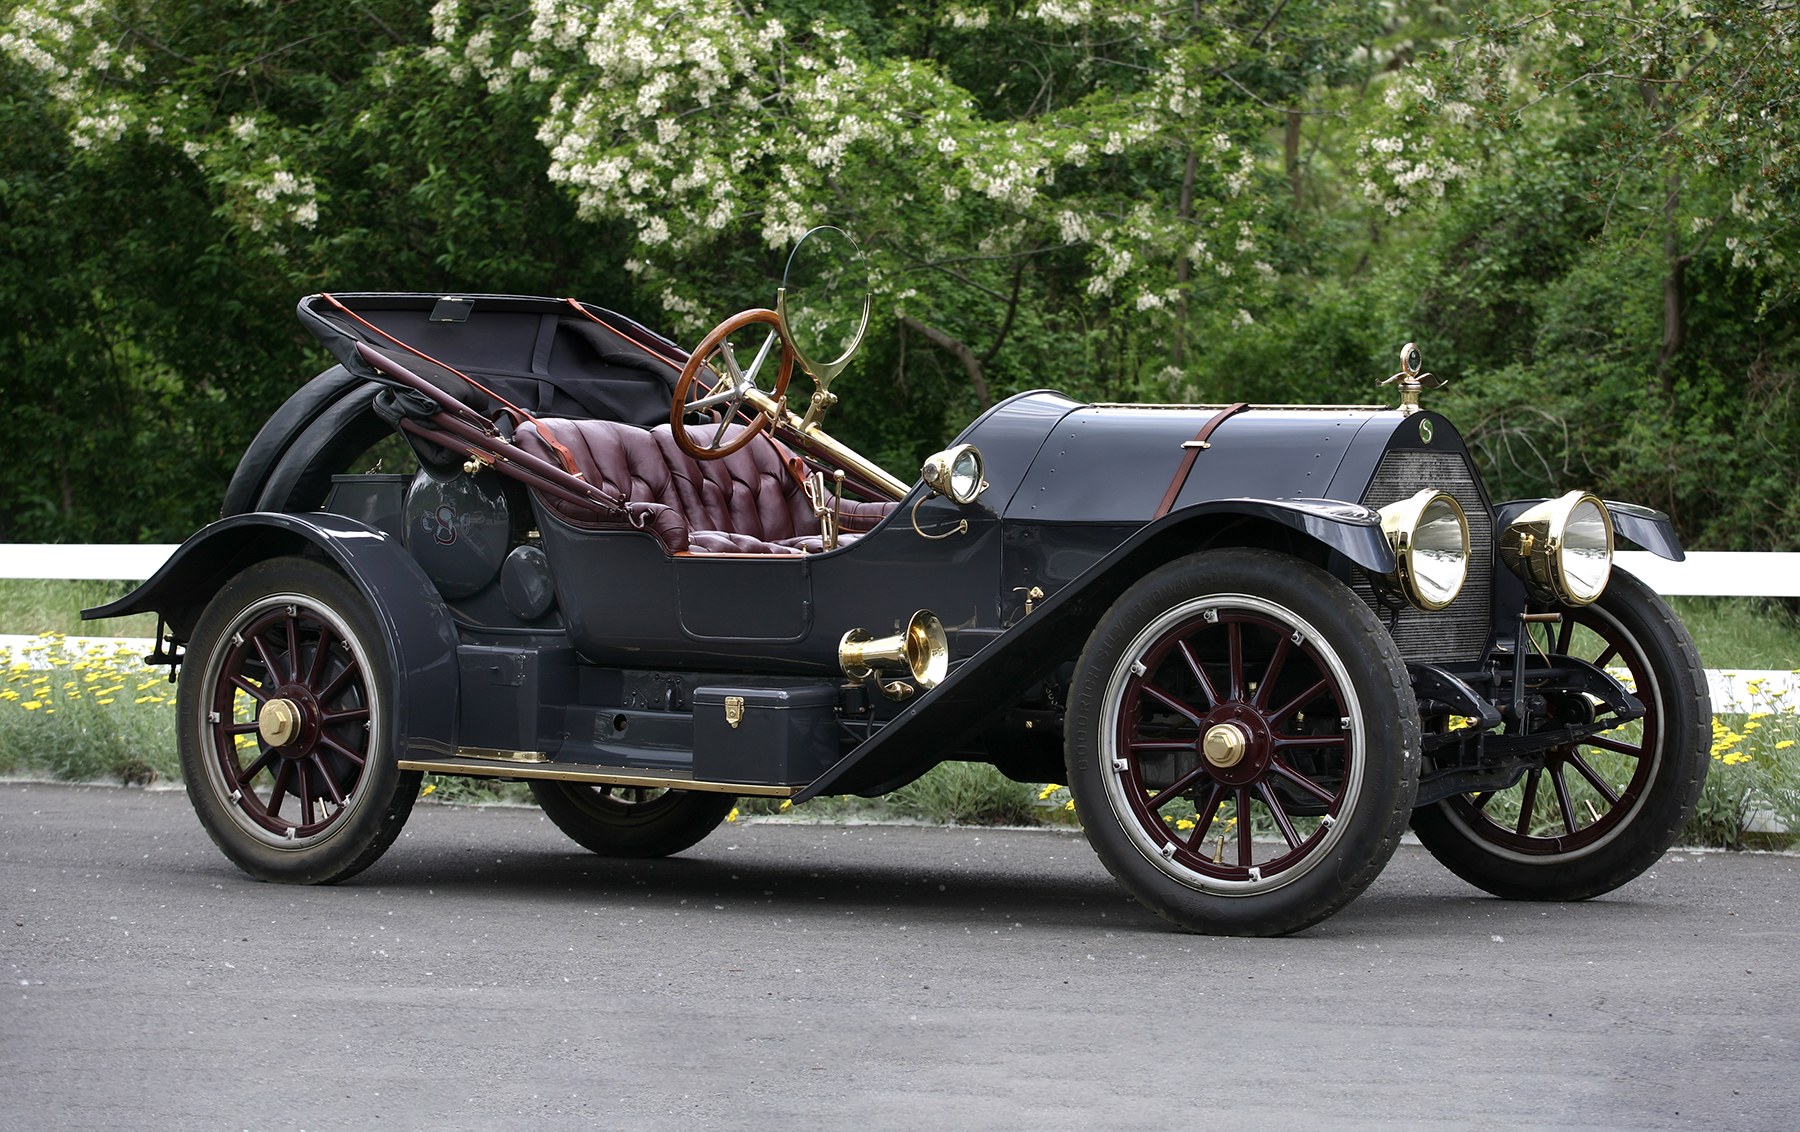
[397,754,798,797]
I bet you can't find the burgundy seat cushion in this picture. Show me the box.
[514,418,895,555]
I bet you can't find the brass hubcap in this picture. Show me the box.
[1202,723,1250,769]
[258,698,302,747]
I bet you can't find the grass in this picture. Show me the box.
[2,579,1797,842]
[0,578,159,637]
[1668,596,1800,671]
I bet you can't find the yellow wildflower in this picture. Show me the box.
[725,806,740,823]
[23,701,42,711]
[1778,740,1796,751]
[1038,783,1064,800]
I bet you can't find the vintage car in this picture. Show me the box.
[86,229,1710,936]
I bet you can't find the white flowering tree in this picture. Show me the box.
[3,0,1792,547]
[414,0,1359,420]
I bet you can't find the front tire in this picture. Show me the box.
[178,557,420,883]
[1410,567,1709,899]
[530,782,736,858]
[1066,549,1420,937]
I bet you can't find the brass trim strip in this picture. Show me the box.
[398,756,799,797]
[456,747,550,764]
[739,387,911,501]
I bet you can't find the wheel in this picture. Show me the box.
[530,781,736,858]
[1066,548,1420,937]
[1410,567,1709,899]
[177,557,421,883]
[670,308,795,459]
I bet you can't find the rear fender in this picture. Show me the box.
[222,366,376,517]
[83,512,460,760]
[798,497,1394,799]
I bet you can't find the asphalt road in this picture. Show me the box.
[2,783,1796,1131]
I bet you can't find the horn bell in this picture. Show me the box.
[839,610,949,689]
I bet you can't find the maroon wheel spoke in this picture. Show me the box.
[305,621,336,688]
[284,615,300,683]
[1235,787,1253,865]
[1130,739,1197,753]
[321,706,370,726]
[1272,734,1344,750]
[236,749,276,786]
[1253,637,1292,710]
[1226,622,1245,702]
[252,634,286,686]
[1565,752,1621,806]
[1269,677,1329,726]
[1185,781,1228,849]
[296,761,316,827]
[1592,644,1619,670]
[1472,791,1494,810]
[309,753,347,805]
[1268,759,1336,806]
[222,721,259,736]
[1139,681,1205,725]
[1254,781,1303,849]
[1514,769,1542,836]
[1549,765,1579,834]
[1555,615,1574,656]
[318,732,368,767]
[229,674,271,703]
[318,656,362,704]
[1147,764,1213,811]
[266,760,292,819]
[1174,641,1221,709]
[1583,733,1645,758]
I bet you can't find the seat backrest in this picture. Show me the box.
[515,418,681,507]
[651,425,817,543]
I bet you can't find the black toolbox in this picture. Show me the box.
[692,684,843,786]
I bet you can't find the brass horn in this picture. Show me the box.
[839,610,949,689]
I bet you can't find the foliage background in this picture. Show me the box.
[2,0,1795,550]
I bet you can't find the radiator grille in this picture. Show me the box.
[1354,449,1493,664]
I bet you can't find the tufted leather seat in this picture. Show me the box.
[513,418,895,555]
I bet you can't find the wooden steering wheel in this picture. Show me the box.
[670,309,796,460]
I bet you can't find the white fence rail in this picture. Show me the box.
[2,545,1796,711]
[4,545,1796,594]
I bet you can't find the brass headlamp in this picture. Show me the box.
[1376,489,1470,611]
[1499,491,1613,606]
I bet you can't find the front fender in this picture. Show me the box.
[1166,497,1397,574]
[83,512,460,760]
[1495,498,1685,561]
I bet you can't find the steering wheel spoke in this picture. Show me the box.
[672,309,796,460]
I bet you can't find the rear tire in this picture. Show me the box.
[530,782,735,858]
[178,557,420,883]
